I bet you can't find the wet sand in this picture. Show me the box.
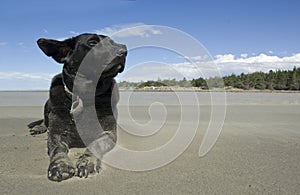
[0,92,300,194]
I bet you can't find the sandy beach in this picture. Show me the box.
[0,92,300,194]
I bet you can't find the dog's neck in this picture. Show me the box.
[95,78,113,96]
[62,77,113,99]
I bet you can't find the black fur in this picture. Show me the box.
[28,33,126,182]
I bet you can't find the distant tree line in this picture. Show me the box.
[221,66,300,90]
[118,67,300,90]
[118,77,192,88]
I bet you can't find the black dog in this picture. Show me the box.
[28,33,127,182]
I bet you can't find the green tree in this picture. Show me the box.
[191,77,207,89]
[265,70,275,90]
[206,77,224,88]
[178,77,191,87]
[242,74,250,90]
[288,66,299,90]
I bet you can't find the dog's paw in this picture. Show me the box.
[48,158,75,182]
[28,125,47,135]
[76,155,101,178]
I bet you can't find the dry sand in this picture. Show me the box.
[0,92,300,194]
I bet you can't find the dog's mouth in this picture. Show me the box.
[100,63,124,78]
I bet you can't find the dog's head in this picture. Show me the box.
[37,33,127,92]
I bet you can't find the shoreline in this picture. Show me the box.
[119,88,300,93]
[2,89,299,93]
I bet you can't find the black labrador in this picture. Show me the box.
[28,33,127,182]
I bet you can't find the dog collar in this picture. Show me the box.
[61,75,84,115]
[64,84,73,100]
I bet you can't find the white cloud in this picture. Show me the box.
[0,72,54,81]
[56,23,162,41]
[95,23,162,38]
[2,53,298,88]
[214,54,235,63]
[0,72,56,90]
[213,53,300,76]
[240,53,248,58]
[182,55,210,61]
[282,53,300,62]
[119,53,300,81]
[69,31,79,35]
[214,53,300,64]
[0,42,7,46]
[118,60,220,82]
[57,31,80,41]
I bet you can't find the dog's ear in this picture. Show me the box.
[37,38,76,63]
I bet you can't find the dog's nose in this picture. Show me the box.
[116,48,127,57]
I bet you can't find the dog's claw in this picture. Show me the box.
[28,125,47,135]
[85,169,89,178]
[48,159,75,182]
[77,167,89,178]
[76,155,101,178]
[27,119,47,135]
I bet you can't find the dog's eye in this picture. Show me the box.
[88,39,99,47]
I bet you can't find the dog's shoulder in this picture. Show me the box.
[50,73,64,88]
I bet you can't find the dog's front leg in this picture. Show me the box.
[76,131,116,178]
[47,112,75,182]
[74,106,117,177]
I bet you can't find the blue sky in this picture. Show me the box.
[0,0,300,89]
